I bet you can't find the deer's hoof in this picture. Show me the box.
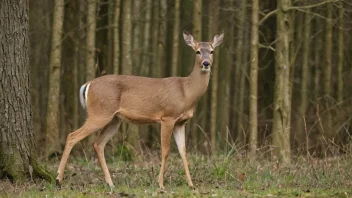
[56,178,62,189]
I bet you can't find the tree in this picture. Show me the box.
[46,0,65,155]
[208,0,220,153]
[86,0,97,81]
[0,0,53,182]
[249,0,259,155]
[337,2,344,102]
[272,0,292,164]
[171,0,181,76]
[113,0,121,74]
[122,0,139,150]
[323,2,333,96]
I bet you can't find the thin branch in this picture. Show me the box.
[259,9,277,26]
[259,44,276,52]
[289,0,341,10]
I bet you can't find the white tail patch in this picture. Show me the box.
[79,83,90,110]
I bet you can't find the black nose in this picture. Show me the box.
[203,61,210,67]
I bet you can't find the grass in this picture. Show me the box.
[1,151,352,197]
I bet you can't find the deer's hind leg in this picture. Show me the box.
[93,117,122,188]
[56,116,113,187]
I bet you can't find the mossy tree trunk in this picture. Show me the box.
[46,0,65,156]
[113,0,121,74]
[272,0,292,164]
[337,2,344,102]
[86,0,97,81]
[0,0,54,182]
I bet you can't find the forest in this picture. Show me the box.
[1,0,352,197]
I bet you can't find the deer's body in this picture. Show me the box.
[56,31,223,191]
[85,72,209,125]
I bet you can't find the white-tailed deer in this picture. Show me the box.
[56,31,224,190]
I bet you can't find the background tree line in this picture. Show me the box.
[28,0,352,162]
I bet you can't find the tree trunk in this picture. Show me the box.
[191,0,203,151]
[86,0,97,81]
[297,9,311,149]
[0,0,53,182]
[122,0,139,151]
[113,0,121,74]
[132,0,142,74]
[248,0,259,155]
[323,2,333,96]
[171,0,181,76]
[151,0,160,77]
[156,0,167,78]
[46,0,65,155]
[272,0,291,164]
[208,0,220,154]
[337,2,344,102]
[235,0,247,144]
[140,0,152,76]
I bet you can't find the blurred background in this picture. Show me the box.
[29,0,352,160]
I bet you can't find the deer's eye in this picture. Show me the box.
[196,51,201,55]
[210,51,214,54]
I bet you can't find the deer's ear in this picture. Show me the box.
[211,31,224,48]
[183,31,197,49]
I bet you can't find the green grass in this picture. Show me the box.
[1,153,352,197]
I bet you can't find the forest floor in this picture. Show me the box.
[1,151,352,197]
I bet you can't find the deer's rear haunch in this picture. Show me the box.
[56,31,224,190]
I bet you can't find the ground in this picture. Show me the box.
[1,151,351,197]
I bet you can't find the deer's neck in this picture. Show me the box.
[184,63,210,105]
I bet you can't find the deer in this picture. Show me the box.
[56,31,224,191]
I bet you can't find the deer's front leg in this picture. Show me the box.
[173,124,194,188]
[158,120,174,190]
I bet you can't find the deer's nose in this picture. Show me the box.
[202,61,210,67]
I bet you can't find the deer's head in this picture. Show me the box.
[183,30,224,72]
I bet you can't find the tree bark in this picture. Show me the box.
[156,0,167,78]
[46,0,65,155]
[0,0,53,182]
[140,0,152,76]
[209,0,220,154]
[122,0,139,151]
[171,0,181,76]
[86,0,97,81]
[234,0,247,144]
[249,0,259,155]
[337,2,344,102]
[113,0,121,74]
[297,9,311,148]
[132,0,142,74]
[272,0,291,164]
[323,3,333,96]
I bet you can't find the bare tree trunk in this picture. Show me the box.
[235,0,247,144]
[323,3,333,96]
[337,2,344,102]
[122,0,139,151]
[209,0,220,154]
[86,0,97,81]
[249,0,259,155]
[113,0,121,74]
[156,0,167,78]
[132,0,142,74]
[141,0,152,76]
[272,0,291,164]
[191,0,203,151]
[171,0,180,76]
[46,0,65,155]
[297,9,311,148]
[0,0,53,182]
[151,0,160,77]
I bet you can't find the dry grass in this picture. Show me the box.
[1,150,352,197]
